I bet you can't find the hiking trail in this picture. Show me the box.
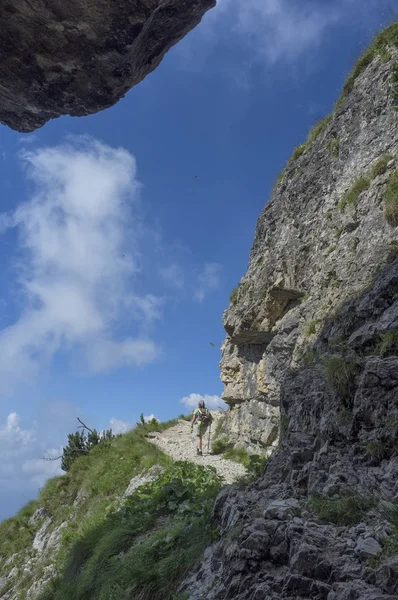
[147,412,247,484]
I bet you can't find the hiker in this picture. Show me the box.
[191,400,213,456]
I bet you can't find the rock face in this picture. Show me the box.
[0,0,215,132]
[219,45,398,454]
[181,31,398,600]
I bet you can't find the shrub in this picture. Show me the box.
[338,176,371,211]
[370,154,394,179]
[375,330,398,357]
[310,492,375,526]
[384,169,398,226]
[328,137,340,159]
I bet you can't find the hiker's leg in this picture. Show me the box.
[196,434,201,451]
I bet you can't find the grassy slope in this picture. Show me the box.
[0,419,221,600]
[0,427,170,598]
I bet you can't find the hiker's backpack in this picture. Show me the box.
[198,409,212,425]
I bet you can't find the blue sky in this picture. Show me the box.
[0,0,395,519]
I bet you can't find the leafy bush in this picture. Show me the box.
[375,330,398,357]
[384,169,398,226]
[338,176,370,211]
[311,492,375,526]
[39,462,222,600]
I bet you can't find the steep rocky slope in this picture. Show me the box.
[0,0,215,132]
[181,25,398,600]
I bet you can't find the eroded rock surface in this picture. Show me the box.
[0,0,215,132]
[182,42,398,600]
[219,48,398,452]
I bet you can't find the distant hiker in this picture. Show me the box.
[191,400,213,456]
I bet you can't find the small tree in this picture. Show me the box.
[61,431,89,472]
[59,419,115,472]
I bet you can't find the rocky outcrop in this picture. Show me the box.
[0,0,215,132]
[220,43,398,453]
[180,29,398,600]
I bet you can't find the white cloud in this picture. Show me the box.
[184,0,388,70]
[195,263,222,302]
[180,393,227,410]
[109,417,132,435]
[0,412,62,493]
[216,0,340,64]
[0,138,160,394]
[159,263,185,290]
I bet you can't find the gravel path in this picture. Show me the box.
[147,413,247,484]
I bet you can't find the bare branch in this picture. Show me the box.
[76,417,95,434]
[41,451,62,462]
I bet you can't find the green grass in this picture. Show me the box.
[310,492,376,526]
[339,23,398,102]
[322,355,360,403]
[292,143,307,161]
[307,115,332,144]
[280,414,290,435]
[230,286,239,305]
[375,330,398,356]
[38,462,222,600]
[391,62,398,102]
[0,500,39,561]
[371,153,394,178]
[301,348,319,366]
[211,436,230,455]
[363,440,393,462]
[213,418,225,439]
[274,24,398,191]
[304,319,321,336]
[384,169,398,226]
[338,176,371,211]
[328,137,340,159]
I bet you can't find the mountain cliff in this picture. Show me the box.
[1,23,398,600]
[183,24,398,600]
[0,0,215,132]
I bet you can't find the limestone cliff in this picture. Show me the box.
[0,0,215,132]
[182,25,398,600]
[219,28,398,456]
